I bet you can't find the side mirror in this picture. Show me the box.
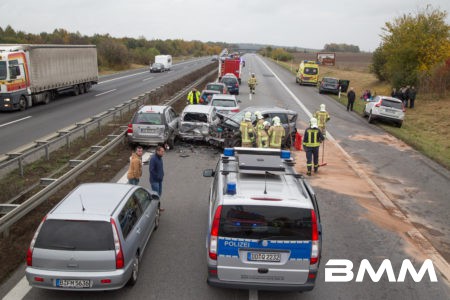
[237,99,242,103]
[150,191,160,200]
[203,169,215,177]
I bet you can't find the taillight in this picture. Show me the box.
[235,83,239,87]
[209,205,222,260]
[127,124,133,134]
[310,210,319,265]
[27,215,47,266]
[111,218,124,269]
[231,109,240,113]
[374,100,382,107]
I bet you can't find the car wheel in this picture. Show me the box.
[128,255,139,286]
[368,112,374,123]
[295,77,299,83]
[167,135,175,150]
[19,96,27,111]
[362,110,367,118]
[397,121,403,128]
[154,206,160,230]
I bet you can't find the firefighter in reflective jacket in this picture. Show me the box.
[187,88,201,104]
[254,111,264,146]
[257,121,270,148]
[313,104,330,136]
[268,116,285,149]
[248,73,257,94]
[303,117,324,176]
[240,111,255,147]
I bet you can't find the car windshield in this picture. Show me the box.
[324,78,338,84]
[212,99,236,107]
[134,112,162,125]
[304,67,318,75]
[0,61,6,80]
[183,113,208,123]
[153,63,162,67]
[222,77,237,85]
[35,220,114,251]
[206,84,222,91]
[382,99,403,109]
[219,205,313,240]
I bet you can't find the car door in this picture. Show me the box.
[117,196,143,265]
[133,188,158,249]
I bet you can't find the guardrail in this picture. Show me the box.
[0,67,218,237]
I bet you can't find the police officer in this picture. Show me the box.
[303,117,324,176]
[257,121,270,148]
[240,111,255,147]
[313,104,330,136]
[187,88,201,104]
[268,116,285,149]
[248,73,257,94]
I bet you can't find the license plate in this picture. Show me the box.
[248,252,281,262]
[56,279,91,288]
[141,128,156,133]
[385,108,396,114]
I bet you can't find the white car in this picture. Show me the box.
[209,94,240,115]
[363,95,405,127]
[179,105,220,141]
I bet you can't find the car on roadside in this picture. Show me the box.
[220,74,240,95]
[200,89,221,105]
[208,94,240,115]
[25,183,161,291]
[127,105,179,149]
[318,77,340,95]
[363,95,405,127]
[208,106,298,148]
[179,104,221,141]
[150,63,165,73]
[205,82,228,94]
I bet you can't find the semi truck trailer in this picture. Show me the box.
[0,44,98,111]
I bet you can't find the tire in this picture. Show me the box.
[368,112,374,123]
[73,85,80,96]
[18,96,27,111]
[154,206,160,230]
[79,84,85,94]
[295,77,299,84]
[127,255,139,286]
[43,92,51,105]
[85,82,91,92]
[397,121,403,128]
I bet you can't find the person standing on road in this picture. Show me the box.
[187,88,201,104]
[313,104,330,136]
[254,111,264,146]
[240,112,255,147]
[149,146,165,209]
[257,121,270,148]
[248,73,257,94]
[408,86,417,108]
[268,116,285,149]
[347,87,356,111]
[303,118,324,176]
[127,146,143,185]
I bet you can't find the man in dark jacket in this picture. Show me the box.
[408,86,417,108]
[150,146,165,209]
[347,87,356,111]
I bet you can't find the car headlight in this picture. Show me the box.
[3,98,10,102]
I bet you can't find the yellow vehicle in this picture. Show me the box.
[295,60,319,85]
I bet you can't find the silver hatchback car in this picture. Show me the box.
[25,183,160,291]
[209,94,241,115]
[127,105,179,148]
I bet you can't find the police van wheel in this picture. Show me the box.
[128,255,139,286]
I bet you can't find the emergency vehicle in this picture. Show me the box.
[295,60,319,86]
[203,147,322,291]
[219,58,242,84]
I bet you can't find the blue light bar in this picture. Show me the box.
[280,150,291,159]
[227,182,236,195]
[223,148,235,156]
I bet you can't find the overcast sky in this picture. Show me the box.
[1,0,450,52]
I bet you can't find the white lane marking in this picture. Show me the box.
[2,276,31,300]
[0,116,32,128]
[142,76,154,82]
[95,89,117,97]
[3,151,153,299]
[249,93,252,101]
[249,289,258,300]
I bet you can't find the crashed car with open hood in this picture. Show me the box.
[208,106,298,149]
[178,104,221,141]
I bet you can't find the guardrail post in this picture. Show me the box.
[18,157,23,177]
[83,126,87,140]
[66,135,70,149]
[97,120,101,133]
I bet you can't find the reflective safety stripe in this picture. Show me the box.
[269,126,285,148]
[240,121,254,143]
[303,129,321,147]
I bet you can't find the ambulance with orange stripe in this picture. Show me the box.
[0,44,98,111]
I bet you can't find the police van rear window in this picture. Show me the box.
[219,205,312,240]
[35,220,114,251]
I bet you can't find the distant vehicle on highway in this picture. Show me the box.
[205,82,228,94]
[200,89,220,105]
[25,183,161,291]
[296,60,319,85]
[363,95,405,127]
[150,63,165,73]
[220,74,240,95]
[127,105,179,149]
[318,77,340,95]
[0,44,98,111]
[154,54,172,71]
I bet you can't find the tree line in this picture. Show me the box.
[371,7,450,96]
[0,26,225,70]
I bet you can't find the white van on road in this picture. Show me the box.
[154,55,172,71]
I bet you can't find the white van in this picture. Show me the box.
[154,55,172,71]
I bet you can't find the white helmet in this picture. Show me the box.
[244,111,252,121]
[255,111,263,119]
[263,121,270,127]
[320,104,326,112]
[251,73,255,77]
[310,117,318,128]
[272,116,281,126]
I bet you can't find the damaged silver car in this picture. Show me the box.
[179,105,221,142]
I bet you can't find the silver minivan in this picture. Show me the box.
[25,183,160,291]
[203,148,322,291]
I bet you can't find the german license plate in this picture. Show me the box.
[141,128,156,133]
[55,279,91,288]
[385,108,395,113]
[248,252,281,262]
